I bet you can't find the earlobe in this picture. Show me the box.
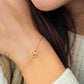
[31,0,70,11]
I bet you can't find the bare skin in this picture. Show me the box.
[0,0,83,84]
[31,0,70,11]
[0,0,66,84]
[32,0,84,35]
[66,0,84,35]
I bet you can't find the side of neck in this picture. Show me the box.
[66,0,84,35]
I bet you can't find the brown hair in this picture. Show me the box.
[28,0,76,68]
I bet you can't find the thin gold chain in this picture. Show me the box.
[21,36,44,72]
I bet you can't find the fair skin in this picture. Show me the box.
[32,0,84,35]
[0,0,68,84]
[66,0,84,35]
[0,0,83,84]
[31,0,70,11]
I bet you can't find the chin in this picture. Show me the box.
[31,0,71,11]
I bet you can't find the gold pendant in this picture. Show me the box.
[32,49,39,58]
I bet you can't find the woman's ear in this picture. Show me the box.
[31,0,70,11]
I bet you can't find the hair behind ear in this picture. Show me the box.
[28,0,76,68]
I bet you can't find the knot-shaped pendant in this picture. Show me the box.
[32,49,39,58]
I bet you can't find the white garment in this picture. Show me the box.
[0,66,7,84]
[68,31,84,84]
[1,31,83,84]
[0,66,79,84]
[52,68,79,84]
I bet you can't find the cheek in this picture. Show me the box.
[31,0,70,11]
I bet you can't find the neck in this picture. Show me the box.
[66,0,84,35]
[66,0,84,16]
